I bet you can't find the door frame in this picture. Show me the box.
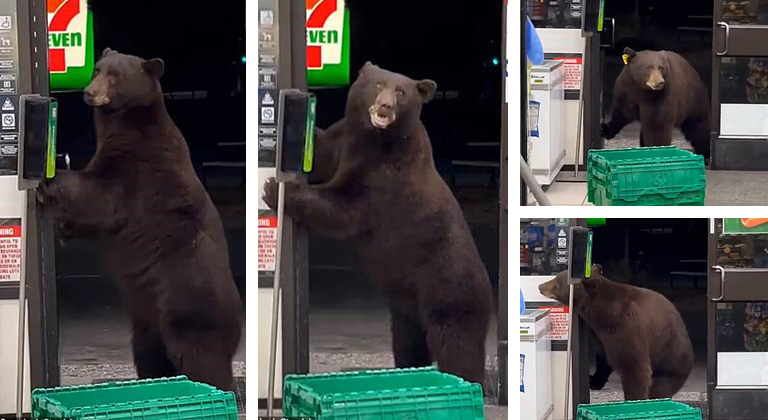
[707,219,768,419]
[710,8,768,170]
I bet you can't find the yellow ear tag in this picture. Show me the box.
[622,54,630,65]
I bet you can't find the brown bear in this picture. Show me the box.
[601,47,710,159]
[262,62,492,386]
[538,265,693,400]
[36,49,242,391]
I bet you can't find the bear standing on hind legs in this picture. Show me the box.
[601,47,711,159]
[262,62,493,386]
[36,49,242,391]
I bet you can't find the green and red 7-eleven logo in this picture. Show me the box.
[47,0,94,90]
[306,0,350,86]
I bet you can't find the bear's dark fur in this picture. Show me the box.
[263,62,492,385]
[539,265,693,400]
[601,47,710,159]
[37,49,242,391]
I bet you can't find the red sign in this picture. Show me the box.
[0,221,21,282]
[553,57,583,90]
[540,306,570,340]
[306,0,338,69]
[258,216,278,271]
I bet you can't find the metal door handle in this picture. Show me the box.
[712,265,725,301]
[716,22,730,56]
[611,18,615,47]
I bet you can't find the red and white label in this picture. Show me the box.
[47,0,88,73]
[258,216,278,272]
[553,57,582,90]
[540,306,570,341]
[306,0,345,69]
[0,223,21,282]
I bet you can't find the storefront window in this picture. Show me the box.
[721,0,768,25]
[520,218,569,275]
[526,0,581,29]
[716,220,768,268]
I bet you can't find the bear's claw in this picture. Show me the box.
[600,123,616,140]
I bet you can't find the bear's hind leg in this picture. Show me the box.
[681,116,711,159]
[649,371,689,399]
[131,322,177,379]
[590,349,613,390]
[163,329,236,391]
[390,309,432,368]
[425,316,487,386]
[617,361,652,400]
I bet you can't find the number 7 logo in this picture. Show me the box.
[306,0,338,69]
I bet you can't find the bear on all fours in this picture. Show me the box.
[37,49,242,391]
[601,47,711,159]
[262,62,493,386]
[539,265,693,400]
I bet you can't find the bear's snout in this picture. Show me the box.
[84,77,111,107]
[538,281,555,299]
[646,70,666,91]
[83,88,110,107]
[369,91,398,129]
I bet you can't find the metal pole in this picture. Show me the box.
[520,155,552,206]
[574,41,588,177]
[16,189,29,419]
[267,181,287,416]
[564,282,575,420]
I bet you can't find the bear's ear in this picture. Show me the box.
[101,47,113,57]
[142,58,165,78]
[416,79,437,103]
[359,61,375,75]
[591,264,603,275]
[623,47,637,60]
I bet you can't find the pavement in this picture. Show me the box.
[529,123,768,206]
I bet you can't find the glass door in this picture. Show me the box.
[708,219,768,419]
[712,1,768,169]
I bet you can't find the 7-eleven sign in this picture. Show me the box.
[306,0,349,86]
[47,0,94,90]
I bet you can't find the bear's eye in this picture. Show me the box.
[646,65,653,70]
[395,89,404,97]
[376,82,383,90]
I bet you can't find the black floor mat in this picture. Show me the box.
[92,377,246,415]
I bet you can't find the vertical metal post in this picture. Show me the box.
[266,182,287,416]
[15,190,28,419]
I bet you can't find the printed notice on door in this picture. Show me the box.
[541,306,569,341]
[553,57,582,90]
[258,213,277,272]
[0,217,21,282]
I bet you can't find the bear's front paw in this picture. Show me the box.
[600,123,616,140]
[35,179,59,205]
[589,375,607,390]
[262,177,279,210]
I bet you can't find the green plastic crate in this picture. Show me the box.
[32,376,238,420]
[587,146,706,206]
[284,366,485,420]
[578,399,702,420]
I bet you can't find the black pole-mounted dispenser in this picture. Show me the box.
[275,89,316,179]
[18,94,57,191]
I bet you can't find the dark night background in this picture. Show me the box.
[56,1,247,314]
[304,1,504,308]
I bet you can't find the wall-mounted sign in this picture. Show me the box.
[306,0,350,87]
[723,218,768,235]
[48,0,94,90]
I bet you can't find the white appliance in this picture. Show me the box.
[529,60,566,186]
[521,309,554,420]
